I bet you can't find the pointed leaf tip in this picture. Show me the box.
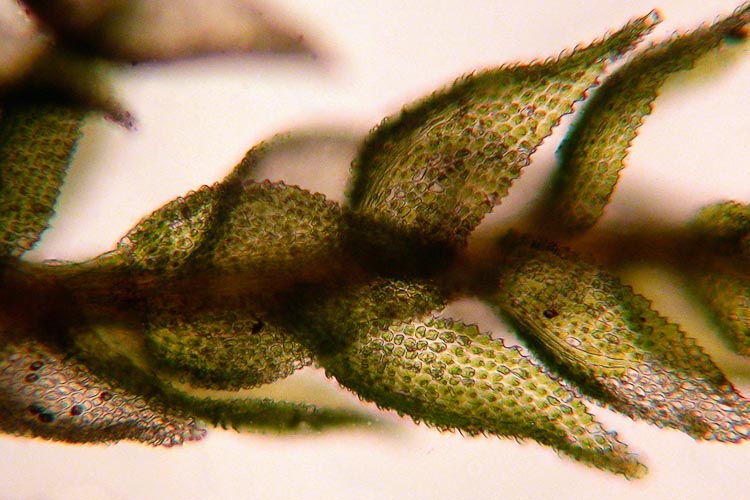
[542,4,750,236]
[490,234,750,443]
[346,12,657,273]
[286,278,645,477]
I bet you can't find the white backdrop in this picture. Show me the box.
[3,1,750,498]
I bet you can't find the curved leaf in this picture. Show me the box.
[284,278,645,477]
[0,104,84,257]
[688,258,750,356]
[542,3,750,235]
[146,304,311,390]
[71,320,369,432]
[686,202,750,355]
[490,233,750,442]
[346,12,659,273]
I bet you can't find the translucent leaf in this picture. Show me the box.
[490,233,750,442]
[0,338,204,446]
[105,143,345,287]
[116,185,220,273]
[542,3,750,235]
[284,278,644,477]
[0,104,84,257]
[346,12,659,273]
[24,0,313,62]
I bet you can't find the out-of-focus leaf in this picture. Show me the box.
[1,3,130,124]
[10,47,133,126]
[168,392,375,433]
[688,257,750,356]
[690,201,750,256]
[346,12,659,275]
[541,3,750,236]
[686,202,750,355]
[24,0,313,61]
[0,0,48,90]
[490,233,750,442]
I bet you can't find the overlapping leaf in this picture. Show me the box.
[70,320,373,433]
[490,233,750,442]
[4,3,750,478]
[110,145,346,285]
[691,201,750,256]
[283,277,645,477]
[346,12,658,273]
[146,304,312,391]
[686,202,750,355]
[541,3,750,235]
[92,153,345,391]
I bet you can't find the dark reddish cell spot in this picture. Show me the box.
[28,404,45,415]
[252,321,264,334]
[24,373,39,383]
[38,413,55,423]
[70,405,83,416]
[543,309,559,319]
[100,391,112,401]
[31,202,48,214]
[29,361,44,371]
[727,25,749,42]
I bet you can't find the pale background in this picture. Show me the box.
[3,1,750,498]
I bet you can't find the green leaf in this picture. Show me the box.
[71,320,369,432]
[146,305,312,390]
[690,201,750,256]
[166,392,374,433]
[194,181,344,281]
[0,104,85,257]
[490,233,750,442]
[284,278,645,477]
[104,142,345,288]
[542,4,750,235]
[116,185,220,273]
[688,257,750,356]
[346,12,659,273]
[685,202,750,355]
